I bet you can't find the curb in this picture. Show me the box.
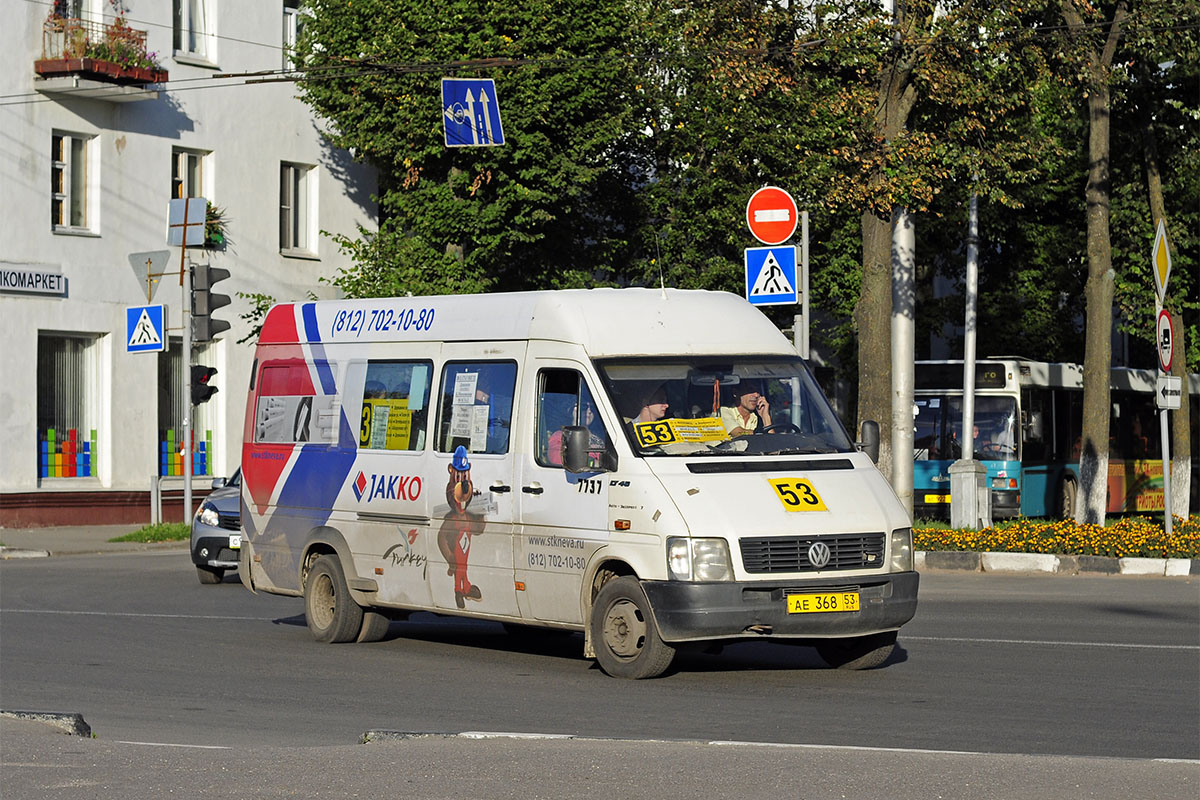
[916,551,1200,577]
[0,710,92,737]
[0,542,186,559]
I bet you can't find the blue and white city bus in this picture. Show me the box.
[912,358,1199,520]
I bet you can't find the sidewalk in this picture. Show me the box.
[1,525,1196,575]
[0,524,187,557]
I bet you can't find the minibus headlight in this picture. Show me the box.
[196,502,220,528]
[890,527,913,571]
[667,538,732,582]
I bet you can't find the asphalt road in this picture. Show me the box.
[2,552,1197,798]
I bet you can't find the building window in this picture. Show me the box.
[51,133,93,231]
[280,162,314,253]
[173,0,212,60]
[282,1,302,70]
[171,148,207,199]
[37,333,99,479]
[156,339,213,476]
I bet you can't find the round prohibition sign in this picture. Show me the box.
[746,186,798,245]
[1156,309,1173,373]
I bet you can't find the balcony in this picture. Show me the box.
[34,16,168,103]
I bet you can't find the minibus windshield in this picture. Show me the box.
[595,357,854,457]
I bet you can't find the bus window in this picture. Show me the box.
[436,362,517,455]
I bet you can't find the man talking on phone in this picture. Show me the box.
[721,381,772,437]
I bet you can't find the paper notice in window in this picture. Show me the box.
[450,404,473,438]
[454,373,478,405]
[470,405,489,452]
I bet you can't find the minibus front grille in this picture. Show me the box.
[739,533,885,573]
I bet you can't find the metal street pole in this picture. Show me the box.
[891,207,915,516]
[950,190,990,529]
[183,259,192,524]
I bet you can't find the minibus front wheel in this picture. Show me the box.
[590,576,675,679]
[305,555,364,644]
[815,630,897,670]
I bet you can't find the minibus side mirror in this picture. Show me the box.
[857,420,880,464]
[562,426,614,473]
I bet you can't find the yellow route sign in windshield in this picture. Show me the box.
[634,417,728,447]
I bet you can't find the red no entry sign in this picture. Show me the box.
[746,186,798,245]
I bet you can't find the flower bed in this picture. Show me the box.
[914,516,1200,559]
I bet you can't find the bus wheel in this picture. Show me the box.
[590,576,675,679]
[1059,478,1078,519]
[816,630,897,670]
[356,609,392,643]
[305,555,364,644]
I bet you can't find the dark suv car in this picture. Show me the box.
[191,469,241,585]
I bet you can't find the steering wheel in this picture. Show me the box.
[756,422,802,435]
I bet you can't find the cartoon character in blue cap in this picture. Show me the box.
[438,445,483,608]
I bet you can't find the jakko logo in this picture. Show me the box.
[352,471,422,503]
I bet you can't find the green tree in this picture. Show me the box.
[296,0,646,297]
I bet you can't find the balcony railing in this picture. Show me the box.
[36,16,168,85]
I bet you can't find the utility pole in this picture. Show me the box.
[950,190,991,529]
[891,207,915,516]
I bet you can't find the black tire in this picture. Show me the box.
[1059,477,1078,519]
[356,609,392,643]
[305,555,364,643]
[816,630,897,670]
[196,565,224,585]
[589,576,675,679]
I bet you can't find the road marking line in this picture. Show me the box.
[1,609,269,621]
[903,635,1198,651]
[116,741,232,750]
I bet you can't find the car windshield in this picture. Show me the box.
[594,357,853,457]
[914,395,1018,461]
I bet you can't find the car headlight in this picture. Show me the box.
[667,537,733,582]
[890,527,913,571]
[195,503,220,528]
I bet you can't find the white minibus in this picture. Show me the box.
[239,289,917,678]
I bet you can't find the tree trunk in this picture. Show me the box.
[856,208,894,481]
[856,42,918,485]
[1065,0,1126,526]
[1169,314,1191,519]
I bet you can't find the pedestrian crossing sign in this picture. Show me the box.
[126,304,166,353]
[745,246,797,306]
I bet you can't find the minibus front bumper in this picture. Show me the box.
[640,571,919,642]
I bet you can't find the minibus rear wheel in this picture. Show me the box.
[590,576,675,679]
[815,630,897,670]
[305,555,364,643]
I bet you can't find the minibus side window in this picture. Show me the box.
[255,360,333,444]
[535,369,612,468]
[436,362,517,455]
[359,360,433,451]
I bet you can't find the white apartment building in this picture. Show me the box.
[1,1,377,526]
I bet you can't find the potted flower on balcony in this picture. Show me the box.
[205,203,229,250]
[36,6,168,86]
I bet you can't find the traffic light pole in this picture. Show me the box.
[182,259,193,524]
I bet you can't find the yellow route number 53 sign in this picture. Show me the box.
[768,478,828,511]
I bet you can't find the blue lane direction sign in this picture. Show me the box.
[127,304,166,353]
[745,246,798,306]
[442,78,505,147]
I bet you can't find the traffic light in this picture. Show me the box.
[191,263,231,343]
[192,365,218,405]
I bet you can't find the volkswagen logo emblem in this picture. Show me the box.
[807,540,831,569]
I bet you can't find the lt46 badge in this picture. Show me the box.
[768,478,828,511]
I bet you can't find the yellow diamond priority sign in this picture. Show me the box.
[1151,219,1171,301]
